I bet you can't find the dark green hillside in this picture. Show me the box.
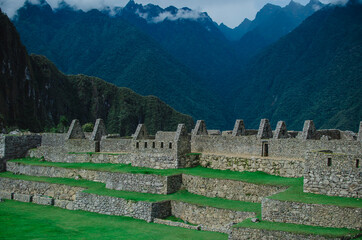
[232,2,362,131]
[120,1,242,94]
[0,9,193,135]
[13,1,229,129]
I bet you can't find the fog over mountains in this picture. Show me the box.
[1,0,361,132]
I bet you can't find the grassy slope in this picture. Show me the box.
[8,158,362,209]
[235,218,361,238]
[0,172,261,214]
[0,200,227,240]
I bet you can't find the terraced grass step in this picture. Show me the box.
[0,172,261,214]
[230,218,362,240]
[8,159,291,202]
[9,158,300,186]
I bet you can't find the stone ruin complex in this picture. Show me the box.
[0,118,361,239]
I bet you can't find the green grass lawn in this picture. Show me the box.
[235,218,362,238]
[0,200,227,240]
[0,172,261,214]
[8,158,362,209]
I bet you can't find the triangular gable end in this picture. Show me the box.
[133,124,148,140]
[257,119,273,139]
[192,120,207,135]
[274,121,288,139]
[66,119,85,140]
[90,119,107,141]
[232,119,246,136]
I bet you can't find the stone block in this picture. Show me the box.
[33,195,54,205]
[54,199,74,210]
[13,193,32,202]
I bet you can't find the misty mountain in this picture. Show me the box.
[231,1,362,131]
[0,9,193,135]
[12,1,230,129]
[219,0,324,61]
[116,1,242,92]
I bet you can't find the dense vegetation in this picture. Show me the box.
[0,10,193,135]
[231,2,362,131]
[13,2,230,129]
[3,0,362,132]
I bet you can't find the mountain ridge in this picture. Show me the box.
[0,9,194,134]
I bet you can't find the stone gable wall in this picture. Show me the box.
[262,198,362,229]
[182,174,288,203]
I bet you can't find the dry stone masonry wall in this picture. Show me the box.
[0,134,41,171]
[230,227,340,240]
[73,192,171,222]
[6,162,182,194]
[171,201,255,233]
[304,152,362,198]
[182,174,288,202]
[199,154,304,178]
[0,177,84,201]
[261,198,362,230]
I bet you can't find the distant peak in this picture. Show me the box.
[286,0,303,8]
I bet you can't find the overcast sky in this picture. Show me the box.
[1,0,338,27]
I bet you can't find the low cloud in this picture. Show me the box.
[149,9,207,23]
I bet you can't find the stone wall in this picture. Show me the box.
[182,174,287,203]
[100,139,132,152]
[262,198,362,229]
[0,177,84,201]
[0,135,4,158]
[6,162,182,194]
[73,192,171,222]
[230,227,340,240]
[199,154,304,178]
[304,152,362,198]
[153,218,200,230]
[64,139,97,153]
[171,201,255,233]
[41,133,65,147]
[0,134,41,172]
[191,135,362,160]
